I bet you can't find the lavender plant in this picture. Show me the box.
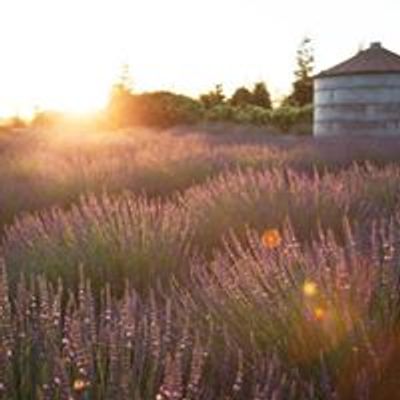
[3,193,193,293]
[0,260,315,400]
[4,164,400,294]
[1,129,400,399]
[0,128,400,231]
[2,213,400,398]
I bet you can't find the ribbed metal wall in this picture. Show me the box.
[314,73,400,136]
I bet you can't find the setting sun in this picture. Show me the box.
[1,0,399,118]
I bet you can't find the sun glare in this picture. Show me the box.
[313,306,326,321]
[303,281,318,297]
[0,0,398,117]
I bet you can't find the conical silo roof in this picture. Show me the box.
[315,42,400,78]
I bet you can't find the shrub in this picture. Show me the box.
[107,90,204,128]
[229,87,254,107]
[3,193,193,294]
[205,104,271,126]
[204,103,311,133]
[251,81,272,109]
[269,105,313,134]
[231,105,271,126]
[134,91,204,127]
[270,106,299,132]
[204,104,236,122]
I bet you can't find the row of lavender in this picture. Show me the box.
[1,128,400,231]
[0,259,314,400]
[1,216,400,399]
[4,164,400,291]
[1,162,400,398]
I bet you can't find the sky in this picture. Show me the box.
[0,0,399,117]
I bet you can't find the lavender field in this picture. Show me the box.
[1,127,400,399]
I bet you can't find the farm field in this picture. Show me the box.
[1,126,400,399]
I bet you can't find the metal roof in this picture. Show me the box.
[315,42,400,78]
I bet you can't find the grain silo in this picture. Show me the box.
[314,42,400,136]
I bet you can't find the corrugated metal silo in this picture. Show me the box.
[314,42,400,136]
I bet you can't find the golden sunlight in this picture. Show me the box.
[1,0,398,118]
[313,306,326,321]
[303,280,318,297]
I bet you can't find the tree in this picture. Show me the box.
[285,37,314,107]
[230,87,253,107]
[251,82,272,109]
[229,82,272,109]
[199,84,225,109]
[110,64,134,101]
[134,91,204,127]
[108,64,135,127]
[117,63,134,93]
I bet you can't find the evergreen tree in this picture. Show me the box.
[251,82,272,109]
[285,37,314,107]
[108,64,135,127]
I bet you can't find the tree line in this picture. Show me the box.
[199,37,314,111]
[29,38,314,134]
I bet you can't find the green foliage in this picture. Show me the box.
[230,87,253,107]
[251,81,272,109]
[270,106,299,132]
[203,102,312,134]
[200,79,310,132]
[199,84,225,109]
[105,67,308,133]
[106,63,204,129]
[229,82,272,109]
[203,102,270,127]
[134,91,204,127]
[231,105,271,125]
[285,37,314,107]
[270,105,313,133]
[108,90,204,128]
[204,104,236,122]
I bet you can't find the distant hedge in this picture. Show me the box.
[108,90,204,128]
[270,104,313,134]
[203,104,313,134]
[107,88,313,134]
[133,92,204,127]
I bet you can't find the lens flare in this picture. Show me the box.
[303,280,318,297]
[73,379,89,392]
[261,229,282,249]
[313,306,326,321]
